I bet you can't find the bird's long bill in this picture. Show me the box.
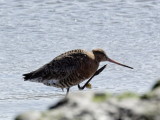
[108,58,133,69]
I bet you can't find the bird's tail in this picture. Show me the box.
[23,68,44,81]
[23,72,34,81]
[23,64,48,81]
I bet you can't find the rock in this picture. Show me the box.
[152,80,160,90]
[15,80,160,120]
[15,111,42,120]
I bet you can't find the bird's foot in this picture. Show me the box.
[78,84,84,90]
[85,83,92,89]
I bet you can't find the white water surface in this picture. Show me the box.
[0,0,160,119]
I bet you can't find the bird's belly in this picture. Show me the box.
[43,62,99,89]
[43,79,61,88]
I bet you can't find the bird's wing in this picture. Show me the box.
[23,52,87,82]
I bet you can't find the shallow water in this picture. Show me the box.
[0,0,160,119]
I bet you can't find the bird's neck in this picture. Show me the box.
[90,51,101,63]
[94,55,101,63]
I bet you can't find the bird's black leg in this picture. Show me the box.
[65,87,70,97]
[78,64,107,90]
[78,84,82,90]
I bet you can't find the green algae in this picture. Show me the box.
[92,93,111,102]
[117,92,139,100]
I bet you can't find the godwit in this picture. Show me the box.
[23,49,133,96]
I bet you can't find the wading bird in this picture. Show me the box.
[23,49,133,96]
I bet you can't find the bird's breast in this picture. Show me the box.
[78,60,99,80]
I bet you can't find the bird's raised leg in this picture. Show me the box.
[78,64,107,90]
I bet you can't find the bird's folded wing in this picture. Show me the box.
[23,56,81,81]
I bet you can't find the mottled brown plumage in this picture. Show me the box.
[23,49,133,95]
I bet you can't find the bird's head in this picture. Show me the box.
[92,48,133,69]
